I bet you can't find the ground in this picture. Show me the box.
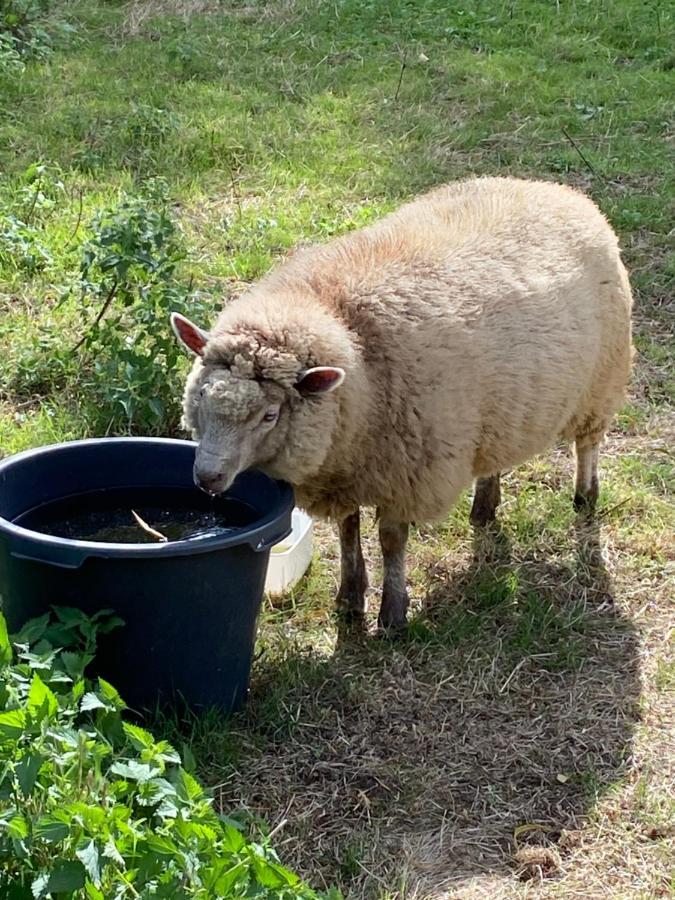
[0,0,673,897]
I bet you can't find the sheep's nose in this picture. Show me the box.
[193,447,227,495]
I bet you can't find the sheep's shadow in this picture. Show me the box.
[220,516,640,897]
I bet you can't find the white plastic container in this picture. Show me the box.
[264,507,313,595]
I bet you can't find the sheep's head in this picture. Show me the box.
[171,313,345,494]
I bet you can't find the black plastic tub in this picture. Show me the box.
[0,438,294,714]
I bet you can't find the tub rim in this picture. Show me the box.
[0,437,294,568]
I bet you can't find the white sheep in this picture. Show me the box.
[172,177,633,629]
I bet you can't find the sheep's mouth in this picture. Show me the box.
[192,469,236,497]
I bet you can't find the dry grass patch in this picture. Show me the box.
[121,0,302,35]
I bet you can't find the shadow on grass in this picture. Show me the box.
[213,516,639,897]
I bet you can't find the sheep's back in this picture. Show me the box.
[258,178,632,520]
[322,179,630,516]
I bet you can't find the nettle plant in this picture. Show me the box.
[0,608,325,899]
[0,163,64,275]
[75,181,203,433]
[0,0,74,72]
[0,211,52,274]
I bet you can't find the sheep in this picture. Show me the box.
[172,176,633,629]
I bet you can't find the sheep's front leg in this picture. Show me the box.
[336,510,368,618]
[470,474,501,526]
[378,520,410,631]
[574,439,600,512]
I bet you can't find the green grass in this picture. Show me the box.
[1,1,674,897]
[2,0,674,447]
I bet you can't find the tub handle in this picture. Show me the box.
[11,545,86,570]
[248,523,293,553]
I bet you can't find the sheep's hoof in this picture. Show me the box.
[574,478,599,514]
[469,503,498,527]
[336,571,368,614]
[335,607,366,627]
[376,621,407,642]
[377,592,409,637]
[470,475,501,526]
[469,474,502,526]
[335,591,366,615]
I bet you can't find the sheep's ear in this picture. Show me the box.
[171,312,209,356]
[296,366,345,396]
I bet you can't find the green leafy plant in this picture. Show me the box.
[126,103,179,145]
[122,104,181,173]
[74,180,203,433]
[0,30,24,74]
[0,0,74,66]
[0,211,52,273]
[0,608,330,898]
[0,163,65,274]
[165,37,217,81]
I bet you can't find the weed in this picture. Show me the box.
[0,31,23,74]
[165,34,216,80]
[126,103,179,143]
[0,609,328,897]
[0,212,52,274]
[337,840,366,880]
[0,0,74,66]
[73,179,201,432]
[0,163,66,274]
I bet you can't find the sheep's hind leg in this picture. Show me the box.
[470,474,501,526]
[336,510,368,619]
[574,439,600,512]
[378,520,410,631]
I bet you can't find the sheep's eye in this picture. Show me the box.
[263,409,278,423]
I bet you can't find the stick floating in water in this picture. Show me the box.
[131,510,168,543]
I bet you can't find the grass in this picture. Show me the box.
[1,0,674,896]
